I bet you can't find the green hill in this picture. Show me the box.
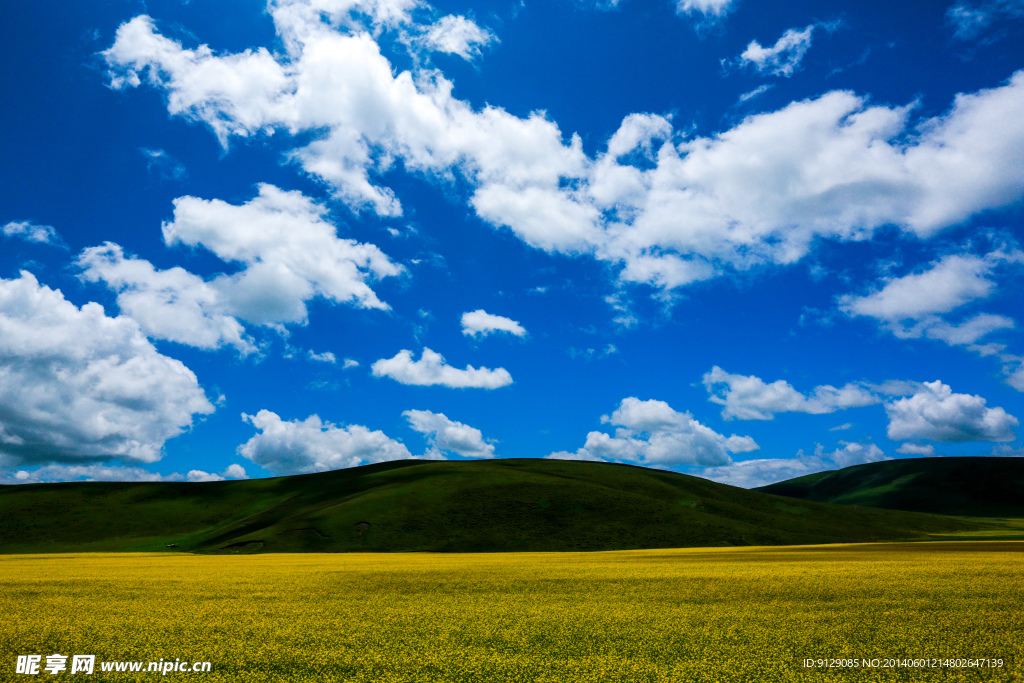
[756,456,1024,517]
[0,458,1000,554]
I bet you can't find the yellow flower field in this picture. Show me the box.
[1,542,1020,682]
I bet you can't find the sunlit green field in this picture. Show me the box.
[1,542,1021,682]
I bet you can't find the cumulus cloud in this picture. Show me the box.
[186,463,250,481]
[187,469,224,482]
[78,243,256,354]
[737,25,816,77]
[308,350,337,363]
[223,463,249,479]
[1007,363,1024,391]
[546,397,754,467]
[461,309,526,338]
[163,184,404,317]
[371,348,513,388]
[885,380,1018,442]
[102,5,1024,296]
[420,15,496,59]
[702,366,880,420]
[2,220,63,246]
[699,442,889,488]
[237,409,412,474]
[403,409,495,458]
[78,185,403,352]
[724,434,760,453]
[0,272,215,467]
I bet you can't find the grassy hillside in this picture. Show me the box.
[756,456,1024,517]
[0,458,998,553]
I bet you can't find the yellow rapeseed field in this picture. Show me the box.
[1,542,1020,682]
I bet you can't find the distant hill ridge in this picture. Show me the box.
[756,456,1024,517]
[0,458,999,553]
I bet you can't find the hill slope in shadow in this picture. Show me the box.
[0,458,996,553]
[756,457,1024,517]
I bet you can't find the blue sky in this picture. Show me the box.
[1,0,1023,488]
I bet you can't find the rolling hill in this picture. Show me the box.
[0,458,1004,553]
[756,456,1024,517]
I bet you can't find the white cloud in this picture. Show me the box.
[78,242,256,354]
[921,313,1015,346]
[674,0,735,19]
[187,469,224,482]
[0,272,215,467]
[403,409,495,458]
[102,7,1024,296]
[223,463,249,479]
[1007,363,1024,391]
[724,434,760,453]
[737,84,773,103]
[461,309,526,338]
[839,253,1000,322]
[2,221,63,246]
[896,443,936,456]
[420,15,496,59]
[2,464,185,485]
[699,442,889,488]
[885,380,1018,442]
[839,251,1021,375]
[79,185,403,353]
[184,464,248,481]
[308,350,337,363]
[546,397,753,467]
[738,25,815,77]
[371,348,513,388]
[342,358,360,369]
[237,409,412,474]
[702,366,880,420]
[163,184,404,318]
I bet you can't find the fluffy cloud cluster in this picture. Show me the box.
[0,272,214,467]
[702,366,880,420]
[547,397,756,467]
[78,184,404,353]
[699,442,889,488]
[885,380,1018,442]
[101,5,1024,294]
[371,348,513,388]
[737,24,816,77]
[2,220,62,246]
[461,309,526,338]
[237,409,413,474]
[186,464,249,482]
[420,15,496,59]
[403,408,495,458]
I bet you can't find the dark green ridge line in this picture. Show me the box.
[0,458,1016,554]
[756,456,1024,517]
